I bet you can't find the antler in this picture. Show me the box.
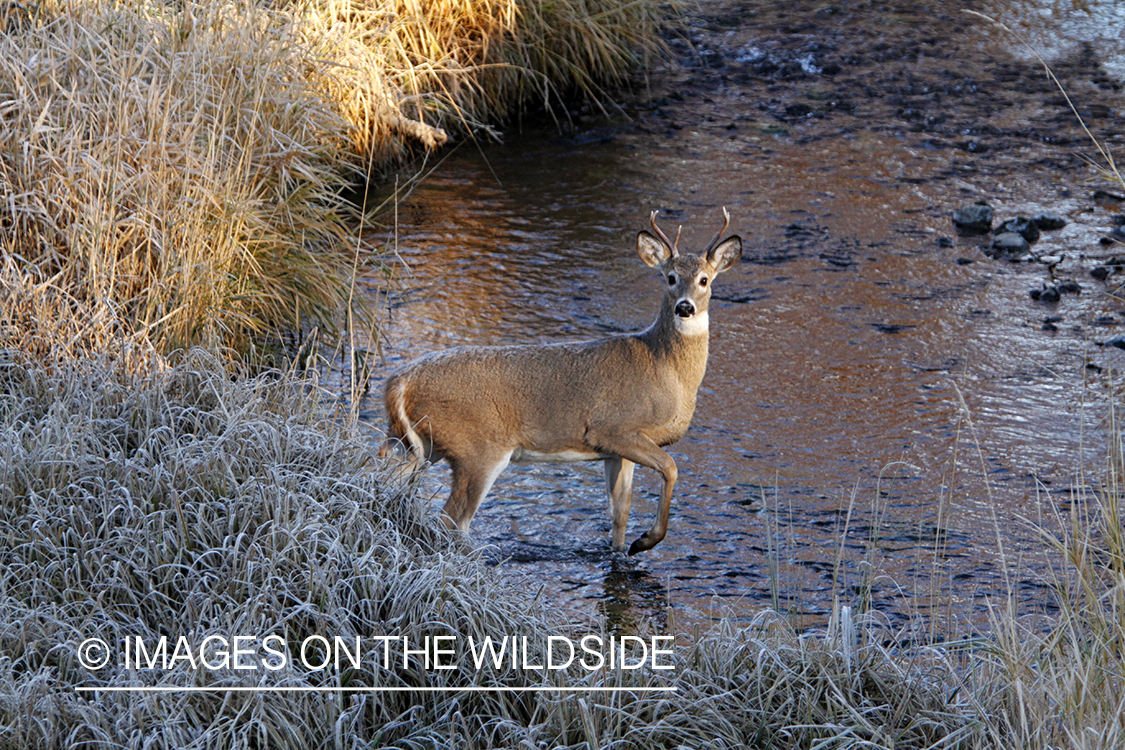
[704,206,731,256]
[650,210,682,256]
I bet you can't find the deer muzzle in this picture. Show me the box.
[675,299,696,318]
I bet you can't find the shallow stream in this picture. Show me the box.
[361,0,1125,632]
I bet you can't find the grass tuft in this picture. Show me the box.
[0,351,564,746]
[0,0,366,359]
[0,0,672,362]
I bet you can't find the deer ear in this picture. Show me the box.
[708,235,742,274]
[637,230,672,267]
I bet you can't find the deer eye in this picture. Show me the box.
[667,274,677,286]
[699,276,709,287]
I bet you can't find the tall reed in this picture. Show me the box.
[968,409,1125,748]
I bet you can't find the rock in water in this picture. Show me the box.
[953,203,993,234]
[1029,284,1061,303]
[1033,213,1067,230]
[988,232,1030,258]
[995,216,1040,242]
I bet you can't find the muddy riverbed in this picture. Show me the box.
[361,0,1125,633]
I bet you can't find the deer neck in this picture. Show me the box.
[639,296,710,384]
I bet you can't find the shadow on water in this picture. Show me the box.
[598,559,672,633]
[478,538,673,633]
[360,0,1125,632]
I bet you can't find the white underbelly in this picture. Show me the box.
[510,447,604,463]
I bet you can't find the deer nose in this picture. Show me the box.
[675,300,695,318]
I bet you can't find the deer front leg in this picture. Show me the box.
[442,451,512,531]
[588,431,677,555]
[604,457,636,551]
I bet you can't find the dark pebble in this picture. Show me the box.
[995,216,1041,242]
[1092,266,1112,281]
[955,257,974,265]
[1033,213,1067,230]
[989,232,1030,258]
[1042,321,1059,332]
[1106,336,1125,350]
[937,236,954,247]
[952,203,993,234]
[1030,284,1061,303]
[1057,279,1082,294]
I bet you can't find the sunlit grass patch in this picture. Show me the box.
[0,0,672,362]
[0,0,367,359]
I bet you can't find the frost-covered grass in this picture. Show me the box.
[5,351,1123,748]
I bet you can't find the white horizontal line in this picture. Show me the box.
[75,686,677,693]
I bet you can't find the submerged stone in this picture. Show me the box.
[988,231,1030,258]
[995,216,1040,242]
[1032,213,1067,230]
[1029,284,1061,303]
[953,203,993,234]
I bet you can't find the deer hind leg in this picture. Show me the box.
[604,457,636,552]
[441,450,513,532]
[381,378,430,482]
[587,430,678,555]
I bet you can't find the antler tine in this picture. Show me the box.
[704,206,731,255]
[650,210,680,254]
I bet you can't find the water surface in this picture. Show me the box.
[361,0,1125,632]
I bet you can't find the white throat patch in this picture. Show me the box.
[674,310,709,336]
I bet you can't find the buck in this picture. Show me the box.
[382,210,742,555]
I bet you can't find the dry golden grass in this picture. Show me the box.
[0,0,365,359]
[304,0,670,160]
[0,0,670,362]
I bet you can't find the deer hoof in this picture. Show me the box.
[628,532,660,555]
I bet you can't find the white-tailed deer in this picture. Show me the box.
[381,210,742,554]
